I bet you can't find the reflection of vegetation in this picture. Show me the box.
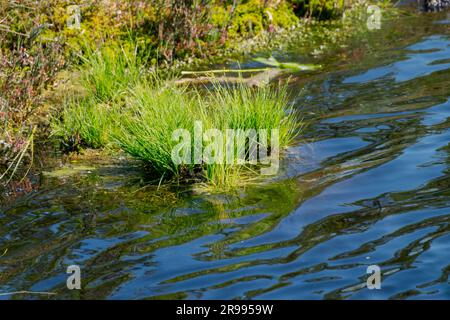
[2,92,448,297]
[1,98,449,298]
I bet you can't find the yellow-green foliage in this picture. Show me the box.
[34,1,300,62]
[41,1,157,53]
[212,0,299,39]
[3,0,347,65]
[270,1,301,28]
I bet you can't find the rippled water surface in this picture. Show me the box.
[1,12,449,299]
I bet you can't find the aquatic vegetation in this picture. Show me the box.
[52,42,301,188]
[111,81,301,188]
[78,45,144,103]
[112,84,199,177]
[54,69,301,188]
[202,83,301,189]
[51,97,114,151]
[205,82,300,148]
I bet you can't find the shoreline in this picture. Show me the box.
[1,2,405,194]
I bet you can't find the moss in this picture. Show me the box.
[212,0,299,41]
[269,2,300,28]
[4,0,352,67]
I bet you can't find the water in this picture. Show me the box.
[1,12,449,300]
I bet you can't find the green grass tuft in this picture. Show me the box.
[53,46,302,188]
[112,83,199,176]
[79,45,144,102]
[113,82,301,188]
[51,97,115,150]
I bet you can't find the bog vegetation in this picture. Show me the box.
[51,47,300,188]
[0,0,396,190]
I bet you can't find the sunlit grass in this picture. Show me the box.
[112,82,301,188]
[205,82,300,148]
[51,97,115,150]
[79,45,144,102]
[53,47,302,189]
[112,83,199,177]
[199,82,301,189]
[52,45,144,150]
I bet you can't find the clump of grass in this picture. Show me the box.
[52,45,144,150]
[201,82,301,189]
[112,83,199,177]
[205,82,299,147]
[51,97,115,150]
[79,45,144,102]
[112,81,301,188]
[54,44,301,188]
